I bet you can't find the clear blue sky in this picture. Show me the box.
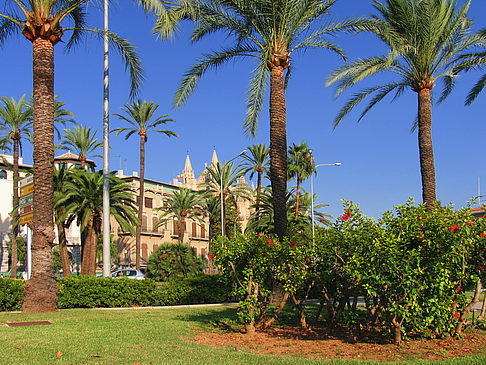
[2,0,486,220]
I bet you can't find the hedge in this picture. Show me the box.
[0,274,232,311]
[0,278,24,311]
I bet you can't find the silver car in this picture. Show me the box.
[111,269,146,280]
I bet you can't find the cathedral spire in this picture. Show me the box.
[211,148,218,166]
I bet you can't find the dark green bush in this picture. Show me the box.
[146,242,205,282]
[159,274,232,305]
[56,276,160,308]
[0,278,24,311]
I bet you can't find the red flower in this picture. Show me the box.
[454,311,459,320]
[450,225,460,232]
[467,220,475,227]
[318,217,325,222]
[340,210,351,221]
[480,267,484,272]
[258,233,264,238]
[208,254,215,260]
[305,258,311,262]
[267,237,275,246]
[349,201,353,205]
[480,233,486,238]
[290,243,297,248]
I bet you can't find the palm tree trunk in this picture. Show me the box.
[295,173,301,219]
[179,215,186,243]
[80,215,94,275]
[23,38,58,312]
[256,169,262,213]
[417,88,436,205]
[269,65,288,239]
[136,136,145,269]
[10,139,19,278]
[57,220,72,277]
[90,216,101,275]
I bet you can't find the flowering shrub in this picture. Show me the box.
[315,199,486,345]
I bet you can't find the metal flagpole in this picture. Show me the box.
[102,0,111,277]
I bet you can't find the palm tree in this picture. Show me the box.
[448,28,486,106]
[157,0,364,239]
[155,188,204,243]
[56,169,139,275]
[326,0,479,205]
[0,0,143,312]
[113,100,176,269]
[58,125,103,169]
[202,161,251,237]
[27,94,75,140]
[288,142,315,218]
[0,95,32,279]
[53,166,72,277]
[241,144,269,213]
[246,187,330,236]
[201,195,221,242]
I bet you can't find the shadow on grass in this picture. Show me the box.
[176,303,392,345]
[176,305,243,333]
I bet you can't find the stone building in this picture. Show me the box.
[0,154,31,274]
[112,149,254,268]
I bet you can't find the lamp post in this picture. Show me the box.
[221,150,247,238]
[311,163,342,239]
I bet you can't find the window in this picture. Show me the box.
[173,220,179,235]
[201,248,206,258]
[144,197,153,208]
[152,217,158,232]
[142,216,148,231]
[58,163,67,170]
[0,170,7,179]
[142,244,148,260]
[201,224,206,238]
[192,222,197,237]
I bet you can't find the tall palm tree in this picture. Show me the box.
[157,0,364,239]
[0,95,32,279]
[28,94,75,140]
[58,125,103,169]
[241,144,269,213]
[246,187,330,235]
[326,0,478,205]
[56,169,138,275]
[113,100,176,269]
[53,166,72,277]
[288,142,315,218]
[448,28,486,106]
[0,0,143,312]
[202,161,251,236]
[155,188,204,243]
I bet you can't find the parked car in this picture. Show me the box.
[111,269,146,280]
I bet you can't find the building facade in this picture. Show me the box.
[112,149,254,268]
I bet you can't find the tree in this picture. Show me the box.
[56,169,139,275]
[287,142,315,218]
[58,124,102,169]
[326,0,478,205]
[202,161,250,236]
[0,95,32,278]
[155,188,204,243]
[146,242,204,282]
[241,144,269,213]
[0,0,143,312]
[449,28,486,106]
[246,187,330,235]
[158,0,363,239]
[113,99,176,269]
[53,166,73,277]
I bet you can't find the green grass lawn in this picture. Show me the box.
[0,305,485,365]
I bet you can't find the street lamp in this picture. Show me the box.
[311,163,342,239]
[221,150,247,238]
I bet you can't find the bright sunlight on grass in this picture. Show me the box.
[0,305,485,365]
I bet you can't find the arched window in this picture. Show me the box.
[0,170,7,179]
